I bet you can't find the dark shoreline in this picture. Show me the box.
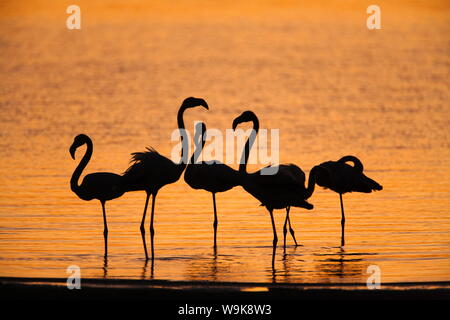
[1,277,450,301]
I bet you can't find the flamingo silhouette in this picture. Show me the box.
[232,111,317,266]
[314,155,382,246]
[122,97,209,261]
[69,134,124,257]
[184,122,240,249]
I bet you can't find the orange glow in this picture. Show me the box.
[0,0,449,283]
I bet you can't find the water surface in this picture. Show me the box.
[0,0,449,284]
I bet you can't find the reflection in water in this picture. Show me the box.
[212,248,218,282]
[185,252,221,282]
[185,248,220,282]
[314,247,367,279]
[141,259,154,280]
[95,245,376,283]
[180,245,369,284]
[103,255,108,278]
[279,246,303,283]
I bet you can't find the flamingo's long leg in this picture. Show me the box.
[339,193,345,246]
[150,192,157,262]
[101,201,108,257]
[287,208,299,246]
[268,208,278,268]
[283,207,289,250]
[283,207,299,250]
[212,192,218,249]
[140,192,150,260]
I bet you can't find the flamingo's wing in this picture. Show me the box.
[254,164,306,187]
[122,148,179,191]
[245,164,312,209]
[348,171,383,193]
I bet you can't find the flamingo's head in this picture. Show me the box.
[232,110,257,130]
[70,134,89,159]
[181,97,209,110]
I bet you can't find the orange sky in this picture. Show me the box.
[1,0,449,20]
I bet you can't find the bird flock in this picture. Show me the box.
[69,97,382,266]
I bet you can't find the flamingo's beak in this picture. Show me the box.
[232,118,240,130]
[199,99,209,110]
[69,145,76,159]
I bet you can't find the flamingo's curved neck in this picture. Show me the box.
[177,106,189,168]
[239,118,259,174]
[305,166,319,199]
[191,127,206,165]
[70,137,92,196]
[339,155,363,172]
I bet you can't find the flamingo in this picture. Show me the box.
[184,122,240,249]
[314,155,383,246]
[232,111,318,265]
[69,134,124,257]
[122,97,209,261]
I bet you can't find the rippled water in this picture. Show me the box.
[0,1,449,284]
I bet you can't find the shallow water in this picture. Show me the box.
[0,1,449,284]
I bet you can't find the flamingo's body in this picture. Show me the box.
[315,155,382,246]
[232,111,317,265]
[122,97,209,260]
[241,164,314,210]
[184,122,240,248]
[69,134,124,257]
[73,172,124,202]
[185,164,239,192]
[123,148,184,194]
